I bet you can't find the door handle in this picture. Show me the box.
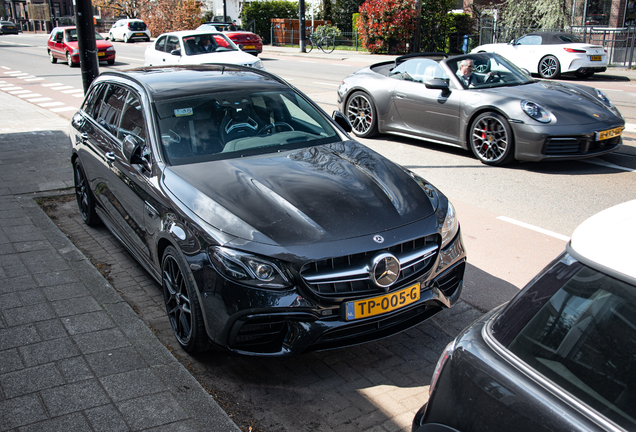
[396,93,406,99]
[81,133,88,143]
[105,152,116,162]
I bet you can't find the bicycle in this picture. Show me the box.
[305,30,335,54]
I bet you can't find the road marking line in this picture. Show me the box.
[20,93,42,98]
[50,85,74,91]
[27,97,53,102]
[50,106,77,113]
[38,101,65,107]
[596,88,623,91]
[583,158,636,172]
[61,89,84,94]
[625,123,636,133]
[8,90,31,94]
[19,75,38,79]
[0,66,10,70]
[24,77,45,82]
[496,216,570,242]
[4,71,23,75]
[312,81,340,87]
[0,86,22,91]
[299,61,316,63]
[41,83,63,87]
[73,93,85,98]
[9,73,29,77]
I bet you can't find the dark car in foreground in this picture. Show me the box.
[69,65,466,356]
[413,199,636,432]
[338,52,624,166]
[0,20,20,35]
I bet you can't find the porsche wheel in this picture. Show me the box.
[74,161,100,226]
[162,246,210,353]
[469,112,514,166]
[539,55,560,79]
[49,50,57,64]
[345,91,378,138]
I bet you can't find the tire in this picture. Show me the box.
[74,161,100,226]
[66,52,75,67]
[321,36,335,54]
[123,34,130,43]
[49,50,57,64]
[162,246,210,353]
[345,91,378,138]
[469,112,515,166]
[108,32,115,41]
[538,55,560,79]
[305,37,314,53]
[107,59,115,65]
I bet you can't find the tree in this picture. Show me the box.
[321,0,333,21]
[332,0,365,27]
[241,1,298,45]
[419,0,456,52]
[356,0,418,54]
[501,0,571,30]
[93,0,145,19]
[140,0,202,36]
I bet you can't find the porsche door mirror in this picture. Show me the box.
[425,79,450,96]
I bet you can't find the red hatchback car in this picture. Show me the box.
[48,26,116,67]
[197,23,263,56]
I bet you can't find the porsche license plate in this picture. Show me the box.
[345,283,420,321]
[244,45,255,49]
[596,126,623,141]
[98,52,105,57]
[590,55,602,61]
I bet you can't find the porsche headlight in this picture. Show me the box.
[210,246,292,289]
[595,88,612,105]
[521,100,552,123]
[441,202,459,249]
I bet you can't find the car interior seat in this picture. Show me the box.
[185,39,197,55]
[219,100,264,145]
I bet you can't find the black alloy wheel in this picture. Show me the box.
[345,91,378,138]
[539,55,560,79]
[73,161,100,226]
[469,112,514,166]
[162,246,210,353]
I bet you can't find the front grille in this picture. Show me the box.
[231,316,288,353]
[434,261,465,297]
[300,235,439,298]
[544,134,621,156]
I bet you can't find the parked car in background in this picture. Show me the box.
[108,18,151,43]
[47,26,116,67]
[472,31,608,79]
[197,22,263,56]
[413,199,636,432]
[144,30,263,69]
[338,52,623,166]
[0,20,20,35]
[69,64,466,356]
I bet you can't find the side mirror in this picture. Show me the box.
[332,110,352,133]
[509,39,515,44]
[425,79,451,95]
[170,48,181,56]
[123,135,151,171]
[238,44,244,50]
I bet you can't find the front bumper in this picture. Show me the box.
[510,120,623,162]
[194,229,466,356]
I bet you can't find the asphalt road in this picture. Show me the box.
[2,32,636,431]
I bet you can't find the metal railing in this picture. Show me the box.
[270,24,363,51]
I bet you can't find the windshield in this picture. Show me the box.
[182,33,237,55]
[156,88,341,166]
[448,54,534,89]
[65,29,104,41]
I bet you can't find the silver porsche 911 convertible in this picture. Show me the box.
[337,52,624,166]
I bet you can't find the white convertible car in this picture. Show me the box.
[471,31,607,79]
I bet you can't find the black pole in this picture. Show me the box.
[299,0,305,52]
[413,0,422,53]
[223,0,227,22]
[74,0,99,94]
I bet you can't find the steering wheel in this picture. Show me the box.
[485,72,501,83]
[258,122,294,135]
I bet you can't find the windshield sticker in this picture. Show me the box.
[174,108,193,117]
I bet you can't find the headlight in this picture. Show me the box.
[594,88,612,106]
[521,100,552,123]
[106,47,115,52]
[441,202,459,249]
[252,59,264,69]
[72,49,79,55]
[210,246,292,289]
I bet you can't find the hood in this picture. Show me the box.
[66,40,113,50]
[182,50,258,66]
[478,81,621,125]
[163,141,436,246]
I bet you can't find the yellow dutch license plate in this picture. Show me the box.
[98,52,105,57]
[591,55,602,61]
[136,33,144,36]
[345,283,420,321]
[597,126,623,141]
[244,45,255,49]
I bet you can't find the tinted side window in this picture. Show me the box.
[155,35,167,52]
[55,31,63,43]
[507,263,636,430]
[516,35,542,45]
[96,85,127,137]
[118,93,147,143]
[82,84,106,119]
